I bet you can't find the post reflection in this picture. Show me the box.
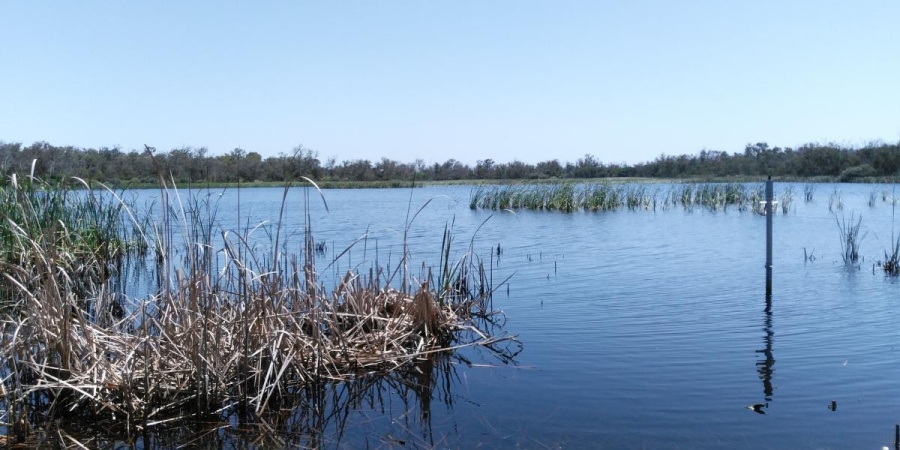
[755,294,775,409]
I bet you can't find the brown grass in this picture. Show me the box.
[0,180,516,445]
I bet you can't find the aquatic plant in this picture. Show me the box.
[803,184,815,202]
[0,177,517,444]
[584,183,622,211]
[780,186,794,214]
[625,185,648,211]
[545,183,577,212]
[470,182,770,214]
[880,185,899,276]
[881,236,900,276]
[803,247,816,262]
[678,183,694,210]
[835,212,866,266]
[829,188,843,212]
[0,171,147,310]
[748,184,765,213]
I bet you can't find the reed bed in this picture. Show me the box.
[0,176,145,261]
[0,174,147,310]
[583,183,624,211]
[470,182,765,213]
[0,178,516,445]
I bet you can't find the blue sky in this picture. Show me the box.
[1,1,898,166]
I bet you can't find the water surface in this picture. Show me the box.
[130,182,900,449]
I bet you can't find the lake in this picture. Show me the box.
[129,182,900,449]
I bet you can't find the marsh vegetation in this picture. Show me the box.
[0,174,518,447]
[470,182,783,213]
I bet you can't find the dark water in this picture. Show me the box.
[129,182,900,449]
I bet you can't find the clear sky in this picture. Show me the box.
[1,1,898,166]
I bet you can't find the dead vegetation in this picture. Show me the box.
[0,176,517,446]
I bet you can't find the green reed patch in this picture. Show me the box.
[0,174,147,309]
[470,182,765,213]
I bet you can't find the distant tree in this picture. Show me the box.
[324,156,337,178]
[475,159,496,179]
[535,159,563,178]
[0,138,896,184]
[286,145,321,180]
[574,154,602,178]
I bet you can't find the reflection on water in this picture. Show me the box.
[50,341,520,449]
[754,294,775,413]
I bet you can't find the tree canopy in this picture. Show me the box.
[0,140,897,186]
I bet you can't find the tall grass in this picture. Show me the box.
[829,188,844,212]
[882,236,900,276]
[868,190,878,208]
[835,212,866,266]
[780,186,794,214]
[0,173,516,444]
[804,184,815,202]
[881,185,899,276]
[470,182,764,213]
[0,174,147,310]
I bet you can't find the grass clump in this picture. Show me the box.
[835,212,866,266]
[0,172,146,310]
[880,236,900,276]
[0,176,517,445]
[804,183,816,202]
[780,186,794,214]
[829,188,844,212]
[879,185,899,276]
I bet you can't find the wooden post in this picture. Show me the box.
[766,176,773,296]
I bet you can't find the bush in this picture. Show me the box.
[838,164,877,182]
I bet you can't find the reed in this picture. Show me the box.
[624,185,647,211]
[584,183,622,211]
[546,183,577,212]
[828,188,843,212]
[882,236,900,276]
[470,182,767,214]
[804,184,815,202]
[0,178,516,444]
[780,186,794,214]
[748,184,765,213]
[678,183,694,210]
[0,174,146,310]
[726,183,746,211]
[835,212,866,266]
[881,185,899,276]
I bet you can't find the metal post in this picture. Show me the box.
[765,176,773,296]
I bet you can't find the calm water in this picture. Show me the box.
[132,182,900,449]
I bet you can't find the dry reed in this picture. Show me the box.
[0,177,516,445]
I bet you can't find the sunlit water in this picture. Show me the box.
[120,182,900,449]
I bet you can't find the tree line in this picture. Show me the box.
[0,140,897,186]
